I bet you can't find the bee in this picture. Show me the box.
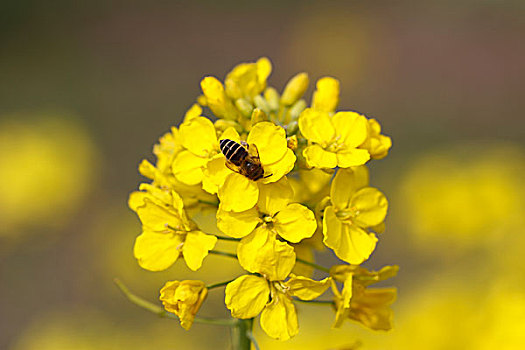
[219,139,269,181]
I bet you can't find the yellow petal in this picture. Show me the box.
[260,293,298,340]
[274,203,317,243]
[298,108,335,145]
[216,206,260,238]
[261,149,296,184]
[218,173,259,212]
[349,287,396,331]
[219,126,241,143]
[281,72,309,106]
[182,231,217,271]
[183,103,202,122]
[369,133,392,160]
[257,177,293,215]
[138,159,156,179]
[336,148,370,167]
[330,167,369,210]
[246,122,287,165]
[322,206,378,264]
[172,150,207,185]
[237,226,296,281]
[332,111,368,148]
[201,76,226,115]
[286,275,331,300]
[351,187,388,227]
[225,275,269,319]
[128,191,145,212]
[202,155,230,194]
[303,145,337,169]
[179,117,217,157]
[133,231,182,271]
[311,77,340,113]
[136,200,182,232]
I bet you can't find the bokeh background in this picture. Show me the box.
[1,1,525,349]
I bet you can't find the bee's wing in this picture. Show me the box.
[247,143,261,160]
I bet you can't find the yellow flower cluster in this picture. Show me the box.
[128,58,396,341]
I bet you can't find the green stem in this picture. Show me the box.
[209,250,237,259]
[114,278,235,327]
[246,328,260,350]
[231,318,253,350]
[198,199,219,206]
[215,235,241,242]
[296,257,330,273]
[206,279,234,290]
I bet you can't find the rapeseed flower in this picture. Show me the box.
[323,166,388,264]
[130,185,217,271]
[330,265,398,330]
[126,57,395,346]
[299,108,370,169]
[217,178,316,275]
[225,252,331,341]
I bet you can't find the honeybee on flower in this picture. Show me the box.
[123,57,395,347]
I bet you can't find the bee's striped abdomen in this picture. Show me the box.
[220,139,247,166]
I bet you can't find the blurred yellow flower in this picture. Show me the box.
[225,273,331,341]
[0,114,98,236]
[160,280,208,330]
[323,166,388,264]
[400,143,525,249]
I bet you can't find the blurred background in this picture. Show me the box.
[1,0,525,349]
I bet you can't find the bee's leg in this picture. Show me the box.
[263,173,273,178]
[225,161,238,173]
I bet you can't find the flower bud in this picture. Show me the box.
[264,87,280,111]
[160,280,208,330]
[281,72,309,106]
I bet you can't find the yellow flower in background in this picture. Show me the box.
[330,265,398,330]
[0,114,98,236]
[299,108,370,169]
[225,273,331,340]
[216,122,296,212]
[323,166,388,264]
[400,143,525,249]
[131,186,217,271]
[160,280,208,330]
